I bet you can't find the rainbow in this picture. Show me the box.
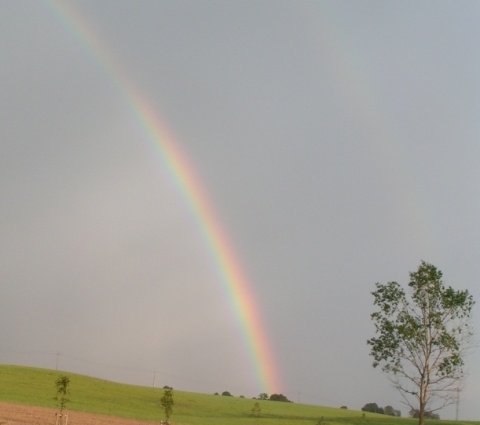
[44,0,281,393]
[300,3,432,252]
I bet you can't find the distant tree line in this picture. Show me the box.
[257,392,291,402]
[214,391,291,402]
[361,403,401,417]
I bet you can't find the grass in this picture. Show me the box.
[0,365,478,425]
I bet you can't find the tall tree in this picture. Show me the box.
[367,261,474,425]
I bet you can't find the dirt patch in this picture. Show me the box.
[0,402,158,425]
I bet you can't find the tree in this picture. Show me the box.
[160,388,174,424]
[269,393,291,402]
[221,391,232,397]
[410,408,439,420]
[384,405,401,417]
[367,261,474,425]
[361,403,381,413]
[258,392,268,400]
[55,375,70,414]
[362,403,400,416]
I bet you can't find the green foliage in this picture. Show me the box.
[258,392,269,400]
[221,391,232,397]
[54,375,70,413]
[160,387,174,423]
[367,261,475,424]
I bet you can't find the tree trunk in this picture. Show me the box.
[418,406,425,425]
[418,386,427,425]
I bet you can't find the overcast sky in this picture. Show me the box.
[2,0,480,420]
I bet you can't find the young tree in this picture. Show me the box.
[251,402,261,417]
[55,375,70,414]
[367,261,474,425]
[160,388,174,424]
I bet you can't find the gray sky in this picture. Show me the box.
[2,0,480,419]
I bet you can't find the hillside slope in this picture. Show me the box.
[0,365,476,425]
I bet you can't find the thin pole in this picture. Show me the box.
[55,352,60,371]
[455,387,460,420]
[152,370,157,388]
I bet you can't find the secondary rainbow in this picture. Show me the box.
[45,0,281,393]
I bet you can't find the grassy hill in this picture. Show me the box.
[0,365,477,425]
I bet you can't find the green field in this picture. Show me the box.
[0,365,477,425]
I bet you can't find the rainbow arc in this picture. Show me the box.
[45,0,281,394]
